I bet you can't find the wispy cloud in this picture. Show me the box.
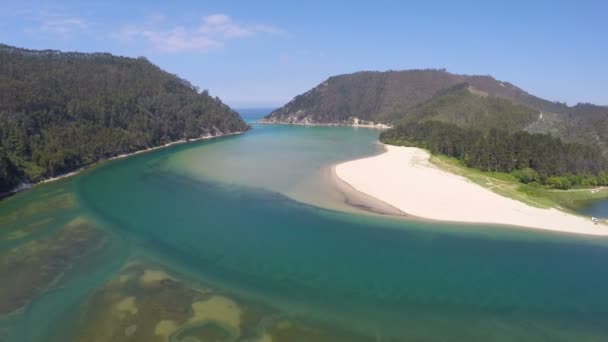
[116,14,284,53]
[39,16,88,34]
[13,8,90,36]
[131,26,223,52]
[198,14,282,38]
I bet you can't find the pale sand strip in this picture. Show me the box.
[5,131,245,196]
[335,145,608,236]
[256,120,391,129]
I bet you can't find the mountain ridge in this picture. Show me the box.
[262,69,607,150]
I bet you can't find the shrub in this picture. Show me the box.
[515,168,540,184]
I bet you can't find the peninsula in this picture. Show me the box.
[335,145,608,235]
[267,69,608,234]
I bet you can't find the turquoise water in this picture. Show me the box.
[166,124,384,212]
[2,122,608,341]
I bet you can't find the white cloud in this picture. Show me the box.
[117,14,283,53]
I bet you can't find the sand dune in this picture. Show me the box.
[335,145,608,236]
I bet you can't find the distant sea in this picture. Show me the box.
[235,108,275,123]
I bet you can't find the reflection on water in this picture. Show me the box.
[1,123,608,341]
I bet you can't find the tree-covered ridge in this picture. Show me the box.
[0,44,250,192]
[263,69,465,124]
[397,84,539,132]
[262,69,557,124]
[263,69,608,155]
[381,121,608,189]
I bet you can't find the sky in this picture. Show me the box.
[1,0,607,108]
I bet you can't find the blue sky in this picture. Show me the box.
[1,0,607,108]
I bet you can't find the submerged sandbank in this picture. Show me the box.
[335,145,608,236]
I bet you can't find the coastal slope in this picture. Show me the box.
[0,44,250,192]
[335,145,608,235]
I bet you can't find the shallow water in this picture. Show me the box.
[168,123,384,212]
[576,198,608,219]
[2,120,608,341]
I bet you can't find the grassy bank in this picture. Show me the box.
[429,154,608,212]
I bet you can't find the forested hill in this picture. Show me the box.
[262,69,608,152]
[262,69,561,124]
[0,44,250,193]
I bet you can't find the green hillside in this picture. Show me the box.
[263,69,608,154]
[0,44,250,192]
[398,84,539,132]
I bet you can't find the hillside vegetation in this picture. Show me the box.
[381,121,608,189]
[0,44,249,192]
[397,84,539,132]
[263,69,608,153]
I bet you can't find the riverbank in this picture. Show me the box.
[256,119,391,129]
[334,144,608,236]
[1,131,245,199]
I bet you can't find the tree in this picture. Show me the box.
[0,148,19,192]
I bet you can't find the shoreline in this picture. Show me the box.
[256,120,391,129]
[2,131,245,198]
[328,164,406,217]
[334,144,608,236]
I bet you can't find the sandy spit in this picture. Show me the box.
[334,144,608,236]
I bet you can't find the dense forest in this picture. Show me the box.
[0,44,250,193]
[380,121,608,189]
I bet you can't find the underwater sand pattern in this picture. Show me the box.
[69,262,371,342]
[0,217,104,315]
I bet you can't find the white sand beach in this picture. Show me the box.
[335,145,608,236]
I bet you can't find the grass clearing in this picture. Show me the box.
[429,154,608,212]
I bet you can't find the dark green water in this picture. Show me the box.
[577,199,608,219]
[2,123,608,341]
